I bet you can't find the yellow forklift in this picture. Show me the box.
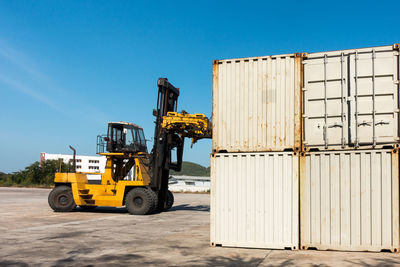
[48,78,211,215]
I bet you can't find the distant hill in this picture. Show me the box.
[170,161,210,177]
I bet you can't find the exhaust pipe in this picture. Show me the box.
[69,145,76,173]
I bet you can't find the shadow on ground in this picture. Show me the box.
[3,251,400,266]
[0,261,29,267]
[75,206,128,213]
[48,254,264,266]
[74,204,210,214]
[344,257,400,267]
[192,255,264,266]
[169,204,210,212]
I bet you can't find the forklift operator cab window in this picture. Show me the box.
[138,129,146,146]
[113,127,123,148]
[133,128,139,144]
[125,128,134,146]
[106,124,147,153]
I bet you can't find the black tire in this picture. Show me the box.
[125,188,153,215]
[147,189,158,213]
[48,185,76,212]
[165,190,174,211]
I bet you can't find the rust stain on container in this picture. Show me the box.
[294,53,305,151]
[212,60,219,153]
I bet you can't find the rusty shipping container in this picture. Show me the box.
[210,152,299,249]
[212,53,303,153]
[302,44,400,151]
[300,149,399,252]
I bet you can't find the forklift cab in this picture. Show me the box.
[106,122,147,153]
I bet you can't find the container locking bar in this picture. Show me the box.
[372,49,376,147]
[340,52,345,148]
[323,54,328,149]
[354,51,359,148]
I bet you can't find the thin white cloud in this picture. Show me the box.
[0,39,109,124]
[0,74,64,112]
[0,41,55,89]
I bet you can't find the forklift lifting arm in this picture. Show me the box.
[161,112,212,147]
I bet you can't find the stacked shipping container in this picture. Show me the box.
[210,44,400,252]
[211,53,302,250]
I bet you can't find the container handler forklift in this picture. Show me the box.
[48,78,211,215]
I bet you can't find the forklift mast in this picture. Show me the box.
[150,78,184,210]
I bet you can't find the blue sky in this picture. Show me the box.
[0,0,398,173]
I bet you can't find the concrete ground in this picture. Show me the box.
[1,187,400,266]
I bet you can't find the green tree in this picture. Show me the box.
[1,160,71,186]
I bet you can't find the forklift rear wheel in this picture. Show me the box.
[165,190,174,210]
[125,188,153,215]
[48,185,76,212]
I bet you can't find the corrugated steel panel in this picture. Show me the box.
[210,152,299,249]
[212,53,302,153]
[300,149,400,252]
[303,44,400,150]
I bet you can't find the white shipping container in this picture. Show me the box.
[303,44,400,150]
[212,54,302,153]
[300,149,399,252]
[210,152,299,249]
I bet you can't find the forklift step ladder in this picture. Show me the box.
[78,189,96,206]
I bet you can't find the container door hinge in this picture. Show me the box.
[375,120,389,126]
[328,123,343,128]
[358,121,371,127]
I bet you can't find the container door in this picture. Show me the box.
[303,53,349,148]
[348,49,399,147]
[303,46,399,149]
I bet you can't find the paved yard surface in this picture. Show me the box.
[1,187,400,266]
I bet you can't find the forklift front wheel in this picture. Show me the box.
[48,185,76,212]
[165,190,174,211]
[148,189,158,213]
[125,188,153,215]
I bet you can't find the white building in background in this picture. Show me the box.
[40,153,210,188]
[40,152,106,173]
[169,175,210,193]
